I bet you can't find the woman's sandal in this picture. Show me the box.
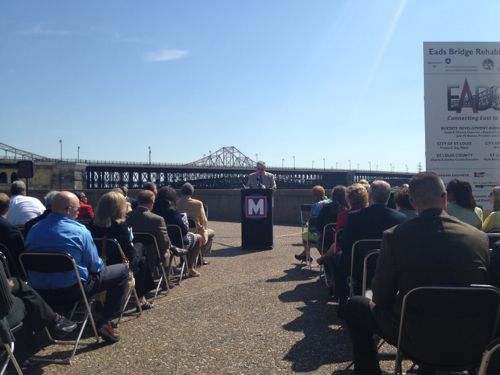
[140,301,154,310]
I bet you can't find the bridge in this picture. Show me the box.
[0,143,414,190]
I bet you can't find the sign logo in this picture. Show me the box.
[245,195,267,219]
[447,79,500,113]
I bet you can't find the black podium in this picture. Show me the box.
[241,189,273,250]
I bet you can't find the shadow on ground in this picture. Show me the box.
[210,244,272,257]
[268,264,354,373]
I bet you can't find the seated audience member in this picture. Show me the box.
[24,190,59,236]
[25,191,128,343]
[177,183,214,263]
[88,192,156,309]
[126,190,174,289]
[295,185,330,262]
[483,186,500,233]
[6,180,45,226]
[119,185,137,210]
[318,183,368,295]
[0,193,25,277]
[446,178,483,229]
[143,181,158,196]
[346,172,490,375]
[316,185,350,264]
[75,191,94,221]
[0,260,77,364]
[337,180,406,315]
[152,187,202,277]
[394,185,417,219]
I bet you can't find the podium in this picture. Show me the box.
[241,189,273,250]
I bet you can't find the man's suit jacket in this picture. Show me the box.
[341,204,407,256]
[0,217,25,277]
[126,206,171,255]
[246,172,276,190]
[176,196,209,245]
[372,208,490,345]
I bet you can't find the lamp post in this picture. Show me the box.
[312,160,314,169]
[336,161,338,169]
[77,146,80,162]
[59,139,62,161]
[405,164,408,173]
[148,146,151,165]
[293,155,295,169]
[282,158,284,168]
[323,157,325,170]
[369,161,372,171]
[255,153,258,162]
[348,160,351,170]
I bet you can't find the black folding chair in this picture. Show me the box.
[0,251,11,279]
[348,239,382,297]
[93,238,141,320]
[18,252,100,364]
[132,232,170,300]
[319,222,336,285]
[395,285,500,374]
[0,244,21,279]
[166,224,189,283]
[488,233,500,250]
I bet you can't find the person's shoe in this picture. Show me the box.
[98,323,120,343]
[294,254,306,262]
[53,314,77,334]
[202,259,210,265]
[188,269,201,277]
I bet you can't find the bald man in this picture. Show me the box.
[25,192,128,343]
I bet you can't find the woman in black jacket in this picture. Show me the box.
[152,186,202,277]
[89,191,155,309]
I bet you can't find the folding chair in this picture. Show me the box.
[0,322,23,375]
[166,224,189,283]
[18,252,100,364]
[319,222,336,285]
[478,337,500,375]
[300,204,312,228]
[348,239,382,297]
[93,238,142,320]
[187,218,203,267]
[395,285,500,375]
[132,232,170,300]
[0,251,11,279]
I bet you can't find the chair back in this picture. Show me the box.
[362,249,380,297]
[300,204,312,226]
[396,285,500,372]
[166,224,186,248]
[0,244,20,278]
[93,237,127,265]
[488,233,500,250]
[349,239,382,297]
[320,222,336,254]
[18,252,87,307]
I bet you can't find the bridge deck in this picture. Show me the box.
[33,221,399,374]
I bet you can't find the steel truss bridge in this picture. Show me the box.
[86,164,413,190]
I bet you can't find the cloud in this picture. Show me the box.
[145,49,189,62]
[17,25,83,36]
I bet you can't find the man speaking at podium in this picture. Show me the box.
[246,161,277,190]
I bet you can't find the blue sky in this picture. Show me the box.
[1,0,500,172]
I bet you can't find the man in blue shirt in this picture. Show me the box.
[25,191,128,343]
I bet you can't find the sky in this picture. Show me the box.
[1,0,500,172]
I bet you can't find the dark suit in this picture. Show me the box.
[346,209,490,375]
[0,217,25,277]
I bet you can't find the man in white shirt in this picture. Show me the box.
[6,180,45,225]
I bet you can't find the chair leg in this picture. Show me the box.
[2,343,23,375]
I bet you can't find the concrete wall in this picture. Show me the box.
[6,188,314,226]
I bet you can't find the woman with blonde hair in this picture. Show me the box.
[483,186,500,233]
[89,191,155,309]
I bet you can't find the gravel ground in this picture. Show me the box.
[22,221,400,375]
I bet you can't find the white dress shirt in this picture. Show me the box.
[7,195,46,225]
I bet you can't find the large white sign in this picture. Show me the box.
[424,42,500,210]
